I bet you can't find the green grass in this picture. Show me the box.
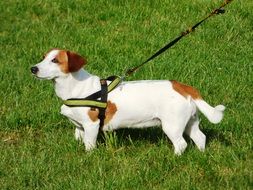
[0,0,252,189]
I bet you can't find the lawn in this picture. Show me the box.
[0,0,252,189]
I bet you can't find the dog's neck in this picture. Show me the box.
[54,69,101,100]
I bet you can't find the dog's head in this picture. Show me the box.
[31,49,87,79]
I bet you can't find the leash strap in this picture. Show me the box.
[124,0,233,77]
[62,1,234,129]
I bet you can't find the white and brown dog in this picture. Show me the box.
[31,49,225,155]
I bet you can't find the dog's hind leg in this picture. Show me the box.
[185,114,206,151]
[161,118,188,155]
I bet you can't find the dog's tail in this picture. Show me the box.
[171,80,225,124]
[194,99,225,124]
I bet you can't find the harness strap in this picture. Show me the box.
[63,76,121,107]
[107,76,122,92]
[63,99,107,108]
[63,76,122,128]
[98,79,108,128]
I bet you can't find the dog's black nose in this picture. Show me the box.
[31,66,39,74]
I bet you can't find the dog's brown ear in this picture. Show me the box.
[66,51,87,72]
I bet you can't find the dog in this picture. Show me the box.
[31,49,225,155]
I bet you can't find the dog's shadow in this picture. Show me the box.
[203,128,232,146]
[97,127,165,146]
[97,127,232,147]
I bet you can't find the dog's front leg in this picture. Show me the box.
[68,118,84,141]
[61,105,85,142]
[83,122,100,151]
[61,105,99,150]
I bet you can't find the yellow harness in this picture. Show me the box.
[63,76,121,128]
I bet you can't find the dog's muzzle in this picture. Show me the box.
[31,66,39,74]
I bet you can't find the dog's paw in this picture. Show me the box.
[85,144,96,151]
[174,138,187,156]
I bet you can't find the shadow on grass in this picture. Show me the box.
[97,127,167,146]
[97,127,232,147]
[203,128,232,147]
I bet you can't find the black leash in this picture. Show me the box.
[123,0,233,78]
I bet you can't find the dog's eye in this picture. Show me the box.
[52,58,58,63]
